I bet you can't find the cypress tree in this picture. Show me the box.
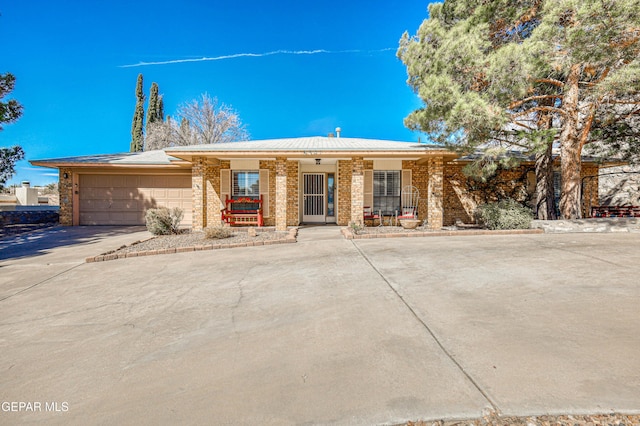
[130,74,145,152]
[157,95,164,123]
[146,82,160,133]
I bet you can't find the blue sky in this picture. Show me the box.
[1,0,431,185]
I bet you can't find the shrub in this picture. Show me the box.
[145,207,184,235]
[204,226,233,239]
[475,199,533,230]
[349,221,363,235]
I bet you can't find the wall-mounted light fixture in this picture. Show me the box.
[315,159,321,165]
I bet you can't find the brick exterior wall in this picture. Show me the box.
[337,160,352,226]
[59,168,73,226]
[442,162,599,224]
[350,157,364,225]
[443,162,534,225]
[287,160,299,226]
[275,157,288,230]
[192,157,219,230]
[191,157,205,230]
[427,156,444,229]
[582,164,599,217]
[207,163,222,227]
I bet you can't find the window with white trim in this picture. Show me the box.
[233,171,260,199]
[373,170,400,214]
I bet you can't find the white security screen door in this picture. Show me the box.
[303,173,325,222]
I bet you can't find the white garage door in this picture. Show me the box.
[79,174,192,226]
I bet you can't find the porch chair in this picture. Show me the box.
[397,185,420,224]
[363,206,381,227]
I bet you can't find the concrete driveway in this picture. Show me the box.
[1,226,639,424]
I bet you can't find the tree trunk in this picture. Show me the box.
[559,64,583,219]
[535,142,556,220]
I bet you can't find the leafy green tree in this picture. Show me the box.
[0,146,25,189]
[130,74,145,152]
[0,73,23,131]
[399,0,640,219]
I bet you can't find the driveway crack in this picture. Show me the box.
[0,262,84,302]
[350,240,501,414]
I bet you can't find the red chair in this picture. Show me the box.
[363,206,381,226]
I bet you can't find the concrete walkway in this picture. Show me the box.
[1,226,639,424]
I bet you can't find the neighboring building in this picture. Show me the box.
[31,136,600,230]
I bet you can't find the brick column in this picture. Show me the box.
[350,157,364,226]
[207,163,222,227]
[59,168,73,226]
[427,156,444,229]
[275,157,288,231]
[286,160,299,226]
[191,158,218,229]
[192,157,208,230]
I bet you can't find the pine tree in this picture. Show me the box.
[130,74,145,152]
[1,73,25,189]
[0,73,23,131]
[398,0,640,219]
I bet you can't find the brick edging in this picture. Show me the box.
[86,228,298,263]
[341,227,544,239]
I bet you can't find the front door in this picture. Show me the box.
[303,173,325,223]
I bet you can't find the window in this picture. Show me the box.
[233,171,259,199]
[327,173,335,217]
[373,170,400,214]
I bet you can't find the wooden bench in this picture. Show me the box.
[221,196,264,226]
[591,205,640,218]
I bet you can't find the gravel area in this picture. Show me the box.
[406,413,640,425]
[108,228,292,255]
[360,225,434,234]
[358,224,483,235]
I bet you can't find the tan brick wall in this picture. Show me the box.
[59,168,73,226]
[427,156,444,229]
[207,163,221,227]
[582,164,599,217]
[287,160,299,226]
[191,157,206,230]
[441,162,599,224]
[337,160,352,226]
[192,157,219,230]
[350,157,364,225]
[443,162,533,226]
[275,157,288,230]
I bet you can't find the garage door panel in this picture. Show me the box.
[79,174,192,226]
[80,199,111,211]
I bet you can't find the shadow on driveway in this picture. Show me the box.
[0,225,147,261]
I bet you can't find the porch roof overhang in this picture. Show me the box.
[165,137,454,162]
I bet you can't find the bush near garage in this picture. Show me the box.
[475,199,533,230]
[145,207,184,235]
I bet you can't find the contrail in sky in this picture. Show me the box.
[119,48,395,68]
